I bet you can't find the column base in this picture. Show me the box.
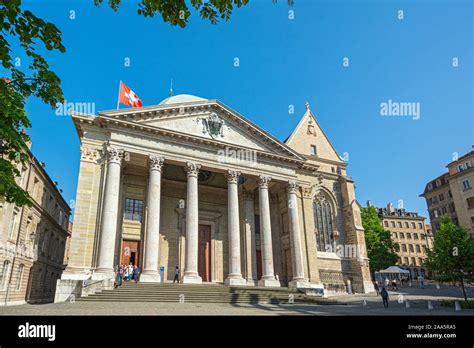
[140,271,161,283]
[246,279,258,286]
[182,273,202,284]
[91,269,115,281]
[225,276,247,286]
[258,278,281,288]
[288,279,310,289]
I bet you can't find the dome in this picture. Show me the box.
[159,94,206,105]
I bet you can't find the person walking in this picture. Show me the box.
[133,265,140,283]
[173,266,180,283]
[128,263,133,281]
[374,281,380,296]
[117,265,123,287]
[380,287,389,308]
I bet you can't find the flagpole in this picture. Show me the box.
[116,80,121,110]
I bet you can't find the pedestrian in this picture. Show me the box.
[133,265,140,283]
[173,266,180,283]
[117,265,123,287]
[123,265,129,281]
[128,263,133,281]
[392,279,397,291]
[385,277,390,288]
[374,281,380,296]
[380,287,389,308]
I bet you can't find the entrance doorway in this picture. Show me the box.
[198,224,211,282]
[121,240,140,267]
[256,250,262,280]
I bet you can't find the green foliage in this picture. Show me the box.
[360,206,400,275]
[0,0,65,206]
[424,216,474,300]
[94,0,294,27]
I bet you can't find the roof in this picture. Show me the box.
[446,150,474,167]
[159,94,206,105]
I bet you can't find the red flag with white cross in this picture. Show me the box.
[118,81,143,108]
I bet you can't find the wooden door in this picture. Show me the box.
[121,240,140,267]
[198,225,211,282]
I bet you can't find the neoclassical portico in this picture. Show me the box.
[58,93,374,299]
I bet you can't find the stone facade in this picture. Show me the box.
[421,150,474,236]
[376,203,433,278]
[0,143,71,305]
[56,95,373,300]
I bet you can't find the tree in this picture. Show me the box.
[0,0,65,206]
[94,0,294,28]
[360,206,400,276]
[424,216,474,302]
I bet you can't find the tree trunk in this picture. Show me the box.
[460,276,468,302]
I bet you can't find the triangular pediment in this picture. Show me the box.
[99,100,304,160]
[285,108,343,163]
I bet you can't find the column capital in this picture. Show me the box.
[105,146,124,165]
[225,169,241,184]
[185,162,201,177]
[257,175,271,188]
[287,180,299,194]
[149,154,165,172]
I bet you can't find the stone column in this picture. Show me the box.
[141,155,165,282]
[182,162,202,284]
[242,188,257,286]
[224,170,246,286]
[287,181,309,288]
[257,175,280,287]
[93,146,123,280]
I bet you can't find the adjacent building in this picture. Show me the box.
[56,94,374,301]
[377,203,432,278]
[421,150,474,236]
[0,143,71,305]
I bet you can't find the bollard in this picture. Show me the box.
[362,300,367,307]
[428,301,433,310]
[455,301,461,311]
[405,300,410,308]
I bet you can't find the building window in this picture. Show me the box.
[436,179,442,187]
[422,245,427,253]
[458,164,465,172]
[448,190,452,198]
[124,198,144,221]
[409,245,414,253]
[404,222,409,228]
[414,233,419,240]
[418,223,423,229]
[310,145,317,156]
[397,222,402,228]
[400,232,405,239]
[439,193,444,201]
[421,233,426,240]
[391,221,395,228]
[313,193,335,252]
[8,208,20,240]
[411,257,416,265]
[401,244,407,252]
[384,221,388,227]
[466,161,472,169]
[416,245,421,253]
[463,180,471,190]
[434,209,439,218]
[411,222,416,229]
[404,257,409,265]
[0,261,11,290]
[467,197,474,209]
[407,233,412,239]
[16,264,24,291]
[393,232,398,239]
[427,183,433,191]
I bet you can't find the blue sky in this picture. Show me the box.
[12,0,473,219]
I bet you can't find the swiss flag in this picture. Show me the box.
[118,81,143,108]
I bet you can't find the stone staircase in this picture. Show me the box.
[76,282,338,304]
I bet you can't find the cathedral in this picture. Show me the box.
[55,94,373,301]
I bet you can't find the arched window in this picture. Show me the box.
[313,192,336,252]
